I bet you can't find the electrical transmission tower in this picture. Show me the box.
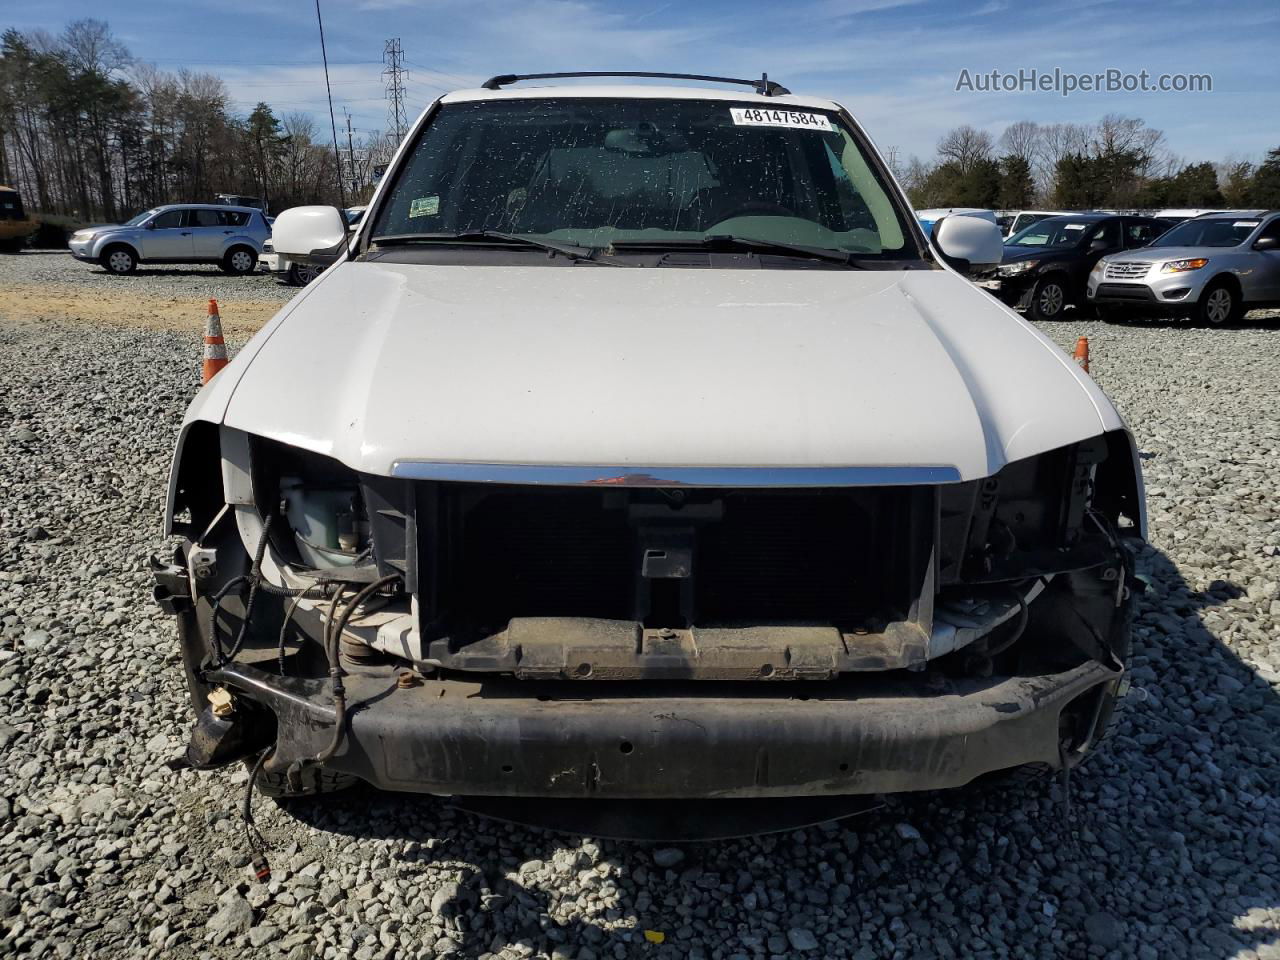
[341,109,369,194]
[884,146,901,178]
[383,38,409,144]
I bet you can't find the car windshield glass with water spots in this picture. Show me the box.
[1148,218,1261,248]
[369,97,917,261]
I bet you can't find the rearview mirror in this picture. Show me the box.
[272,206,349,264]
[931,215,1003,272]
[1254,236,1278,251]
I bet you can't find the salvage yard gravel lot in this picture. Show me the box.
[1,250,1279,959]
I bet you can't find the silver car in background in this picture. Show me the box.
[68,203,271,276]
[1087,210,1280,325]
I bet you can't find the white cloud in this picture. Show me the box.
[809,0,927,14]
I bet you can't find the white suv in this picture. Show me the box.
[153,73,1145,834]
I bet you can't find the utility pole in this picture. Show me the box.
[383,38,409,145]
[344,109,357,194]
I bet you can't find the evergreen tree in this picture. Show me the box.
[1249,148,1280,207]
[998,155,1035,210]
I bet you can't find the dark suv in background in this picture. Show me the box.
[977,213,1174,321]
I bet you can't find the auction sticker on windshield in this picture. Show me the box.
[409,196,440,218]
[730,107,832,131]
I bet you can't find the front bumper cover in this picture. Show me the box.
[205,653,1120,799]
[1086,270,1203,307]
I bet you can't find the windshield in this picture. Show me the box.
[1148,218,1260,248]
[1009,213,1051,235]
[369,98,916,260]
[125,209,160,226]
[1008,217,1095,248]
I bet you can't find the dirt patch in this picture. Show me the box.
[0,283,282,336]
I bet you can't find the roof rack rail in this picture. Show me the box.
[480,71,791,96]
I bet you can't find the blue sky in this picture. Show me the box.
[9,0,1278,163]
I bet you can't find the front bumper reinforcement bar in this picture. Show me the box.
[206,658,1120,799]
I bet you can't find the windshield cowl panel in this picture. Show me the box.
[367,97,920,266]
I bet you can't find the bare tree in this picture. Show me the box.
[1038,122,1091,167]
[935,125,994,174]
[998,120,1040,163]
[898,155,933,197]
[61,18,130,75]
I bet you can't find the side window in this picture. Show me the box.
[191,209,223,227]
[152,209,185,229]
[1090,220,1121,247]
[1257,218,1280,242]
[220,210,250,227]
[1125,221,1158,248]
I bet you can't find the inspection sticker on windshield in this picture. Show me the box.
[730,107,832,131]
[409,195,440,218]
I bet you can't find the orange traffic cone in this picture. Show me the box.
[202,299,228,384]
[1073,336,1089,373]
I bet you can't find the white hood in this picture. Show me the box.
[215,260,1120,482]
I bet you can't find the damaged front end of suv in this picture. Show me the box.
[151,75,1146,837]
[154,420,1143,829]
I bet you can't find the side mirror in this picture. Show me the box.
[145,221,156,230]
[931,215,1003,273]
[272,206,349,264]
[1254,236,1278,251]
[1089,238,1109,252]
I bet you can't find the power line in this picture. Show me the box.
[403,61,475,89]
[235,78,387,86]
[231,97,389,105]
[314,0,346,208]
[383,38,409,144]
[143,57,382,66]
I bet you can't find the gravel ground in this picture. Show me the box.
[2,248,295,304]
[2,250,1279,959]
[0,251,292,337]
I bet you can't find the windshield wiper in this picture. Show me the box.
[372,231,599,262]
[609,234,866,267]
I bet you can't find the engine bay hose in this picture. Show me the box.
[312,573,402,765]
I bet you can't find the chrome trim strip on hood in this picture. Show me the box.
[389,461,962,487]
